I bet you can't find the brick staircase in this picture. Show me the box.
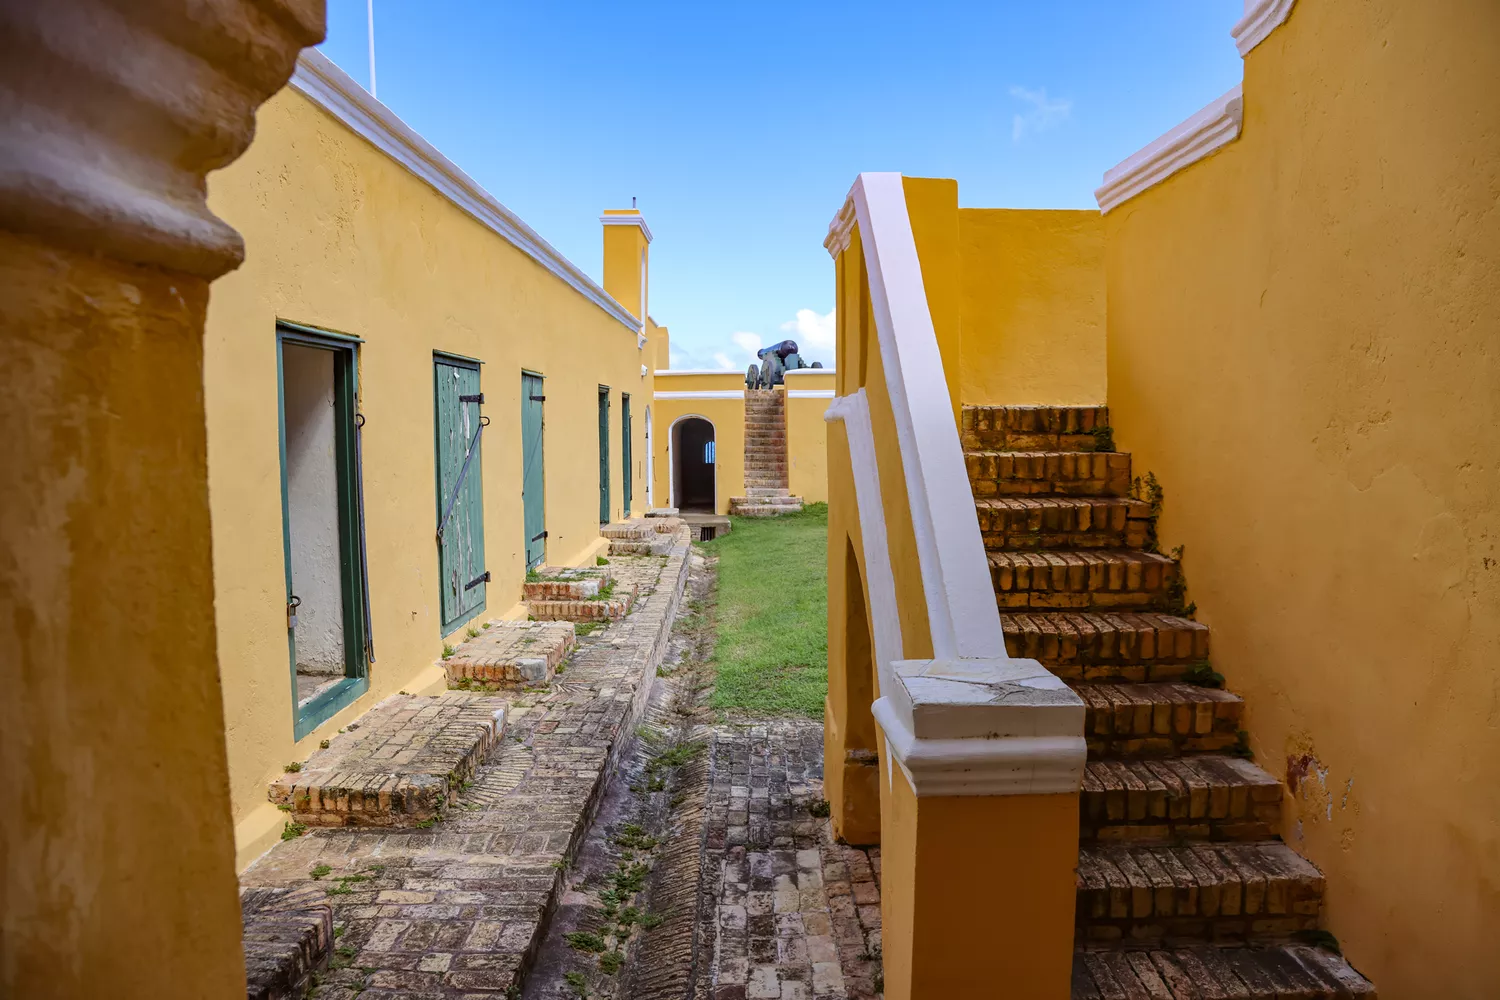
[962,405,1376,999]
[729,389,804,516]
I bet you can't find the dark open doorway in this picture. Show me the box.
[672,416,716,512]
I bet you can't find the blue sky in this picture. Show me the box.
[318,1,1243,370]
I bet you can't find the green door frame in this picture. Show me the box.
[522,371,547,569]
[598,386,611,524]
[276,323,370,740]
[434,353,487,634]
[621,393,632,516]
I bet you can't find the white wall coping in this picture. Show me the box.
[824,180,1085,797]
[653,390,744,400]
[786,389,834,399]
[654,369,746,376]
[783,368,835,376]
[1233,0,1296,56]
[1094,85,1243,214]
[290,50,640,332]
[600,212,654,244]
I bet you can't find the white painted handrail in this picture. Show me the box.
[828,173,1006,662]
[824,174,1084,797]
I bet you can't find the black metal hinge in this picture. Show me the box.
[531,531,548,542]
[464,570,491,591]
[459,393,485,404]
[530,394,546,402]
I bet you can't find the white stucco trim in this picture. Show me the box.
[835,173,1007,661]
[1094,86,1244,214]
[1232,0,1296,56]
[784,368,836,376]
[654,369,744,376]
[825,391,903,701]
[600,212,654,244]
[787,390,835,399]
[653,390,745,400]
[290,51,639,332]
[822,177,1085,797]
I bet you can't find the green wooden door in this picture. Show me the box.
[435,357,486,632]
[598,387,611,524]
[522,372,546,568]
[621,394,632,516]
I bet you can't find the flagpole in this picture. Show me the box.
[367,0,377,98]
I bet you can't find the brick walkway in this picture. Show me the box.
[240,538,690,998]
[698,722,883,1000]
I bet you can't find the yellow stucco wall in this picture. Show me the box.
[782,372,834,503]
[959,209,1105,406]
[205,86,651,869]
[652,373,744,514]
[1103,1,1500,994]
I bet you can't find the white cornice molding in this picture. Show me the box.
[290,51,638,332]
[1232,0,1296,56]
[600,213,654,244]
[653,390,744,400]
[1094,86,1243,214]
[824,196,857,259]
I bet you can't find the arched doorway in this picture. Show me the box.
[670,415,716,512]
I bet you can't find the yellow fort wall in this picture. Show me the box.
[206,82,652,869]
[959,208,1105,406]
[782,372,834,504]
[1101,0,1500,994]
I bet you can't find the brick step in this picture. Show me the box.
[1075,681,1244,757]
[967,450,1132,498]
[522,567,613,602]
[746,487,791,497]
[527,583,637,623]
[1081,756,1282,842]
[977,497,1152,550]
[989,549,1179,611]
[729,501,805,517]
[1076,842,1324,946]
[962,404,1110,452]
[268,694,508,826]
[1003,611,1210,675]
[1072,945,1375,999]
[729,495,802,507]
[242,886,333,1000]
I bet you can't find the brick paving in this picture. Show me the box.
[699,722,882,1000]
[240,535,690,998]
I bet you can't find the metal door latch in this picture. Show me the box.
[287,595,301,630]
[464,570,491,591]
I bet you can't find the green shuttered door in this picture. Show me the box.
[435,357,486,632]
[621,394,632,516]
[522,372,546,568]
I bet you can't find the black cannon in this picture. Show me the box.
[745,339,824,389]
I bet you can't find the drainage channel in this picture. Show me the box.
[521,551,719,1000]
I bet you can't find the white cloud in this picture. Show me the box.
[1009,85,1072,142]
[664,307,837,372]
[779,308,836,357]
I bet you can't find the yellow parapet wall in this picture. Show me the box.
[782,371,834,504]
[1102,0,1500,994]
[959,208,1104,406]
[206,77,652,869]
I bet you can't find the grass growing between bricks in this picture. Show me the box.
[699,502,828,717]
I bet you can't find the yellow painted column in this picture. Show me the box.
[0,3,324,997]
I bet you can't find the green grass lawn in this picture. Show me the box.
[699,503,828,718]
